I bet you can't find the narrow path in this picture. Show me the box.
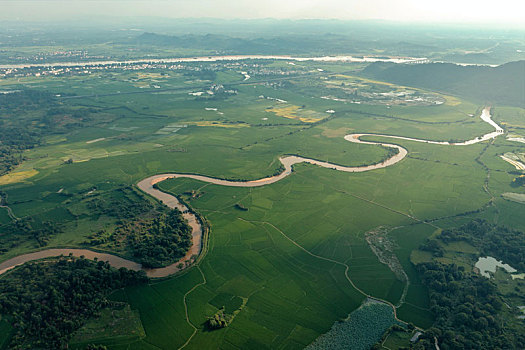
[241,218,422,330]
[178,266,207,350]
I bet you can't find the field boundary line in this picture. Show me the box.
[333,189,426,225]
[239,218,422,331]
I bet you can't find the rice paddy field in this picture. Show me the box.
[0,59,524,349]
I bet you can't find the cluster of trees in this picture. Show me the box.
[0,90,55,113]
[0,218,62,253]
[415,262,525,349]
[413,219,525,349]
[206,308,230,330]
[85,345,107,350]
[512,175,525,187]
[84,188,193,268]
[438,219,525,271]
[127,209,192,268]
[0,256,147,349]
[234,203,248,211]
[384,146,400,161]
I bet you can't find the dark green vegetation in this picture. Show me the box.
[206,308,230,329]
[362,61,525,108]
[0,257,147,349]
[411,220,525,349]
[0,45,524,349]
[125,209,192,268]
[205,294,246,330]
[436,219,525,270]
[87,200,192,268]
[512,174,525,187]
[415,262,524,349]
[0,217,62,250]
[86,186,154,220]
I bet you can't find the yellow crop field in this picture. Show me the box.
[267,104,325,123]
[0,169,39,185]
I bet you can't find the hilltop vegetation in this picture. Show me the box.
[362,61,525,107]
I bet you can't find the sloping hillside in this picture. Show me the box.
[361,61,525,107]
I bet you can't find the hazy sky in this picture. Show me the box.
[1,0,525,25]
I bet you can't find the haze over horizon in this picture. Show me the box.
[1,0,525,27]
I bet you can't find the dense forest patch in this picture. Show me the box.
[420,219,525,271]
[412,220,525,349]
[0,257,147,349]
[87,206,192,268]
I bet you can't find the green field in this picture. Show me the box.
[70,304,146,349]
[0,57,524,349]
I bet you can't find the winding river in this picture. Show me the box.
[0,107,501,278]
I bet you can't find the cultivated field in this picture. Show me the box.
[0,58,523,349]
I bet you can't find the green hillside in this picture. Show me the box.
[361,61,525,107]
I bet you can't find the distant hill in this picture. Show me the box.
[361,61,525,107]
[132,32,362,55]
[132,32,438,57]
